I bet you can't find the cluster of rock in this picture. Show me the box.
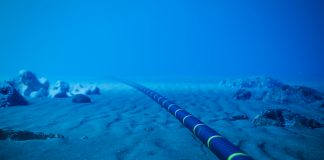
[252,109,322,129]
[219,76,324,104]
[0,128,64,141]
[0,70,101,107]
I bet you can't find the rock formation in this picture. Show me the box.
[11,70,49,98]
[219,76,324,104]
[49,81,70,98]
[253,109,322,128]
[0,81,28,107]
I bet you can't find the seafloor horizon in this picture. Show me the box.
[1,71,324,160]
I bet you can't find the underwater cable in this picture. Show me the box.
[119,80,254,160]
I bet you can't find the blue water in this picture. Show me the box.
[0,2,324,159]
[0,0,323,82]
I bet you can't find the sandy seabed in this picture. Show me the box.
[0,81,323,160]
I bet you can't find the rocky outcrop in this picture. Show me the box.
[0,129,64,140]
[72,94,91,103]
[219,76,323,104]
[0,81,28,107]
[233,89,252,100]
[12,70,49,98]
[49,81,70,98]
[253,109,322,128]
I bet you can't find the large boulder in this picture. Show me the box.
[219,76,324,104]
[253,109,322,128]
[72,94,91,103]
[49,81,70,98]
[71,84,88,95]
[12,70,49,98]
[0,81,28,107]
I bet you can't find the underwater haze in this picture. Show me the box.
[1,1,324,160]
[0,0,324,81]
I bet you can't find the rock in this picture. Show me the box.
[253,109,322,128]
[320,103,324,108]
[80,136,88,140]
[71,84,88,95]
[49,81,70,98]
[218,76,283,89]
[12,70,49,97]
[222,114,249,121]
[88,85,100,95]
[263,85,323,104]
[0,81,28,107]
[72,94,91,103]
[229,114,249,121]
[233,89,252,100]
[220,76,324,104]
[71,84,100,95]
[0,128,64,140]
[30,88,48,98]
[39,77,49,89]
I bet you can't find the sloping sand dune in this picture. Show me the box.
[0,81,323,160]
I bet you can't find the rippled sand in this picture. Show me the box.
[0,81,323,160]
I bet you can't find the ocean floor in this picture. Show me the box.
[1,79,324,160]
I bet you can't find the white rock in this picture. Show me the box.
[30,88,48,98]
[71,84,88,95]
[88,85,100,95]
[70,84,100,95]
[14,70,49,97]
[39,77,49,89]
[49,81,70,98]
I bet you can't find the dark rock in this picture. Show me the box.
[233,89,252,100]
[49,81,70,98]
[320,103,324,108]
[72,94,91,103]
[0,129,64,140]
[80,136,88,140]
[253,109,322,128]
[223,114,249,121]
[229,114,249,121]
[0,81,28,107]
